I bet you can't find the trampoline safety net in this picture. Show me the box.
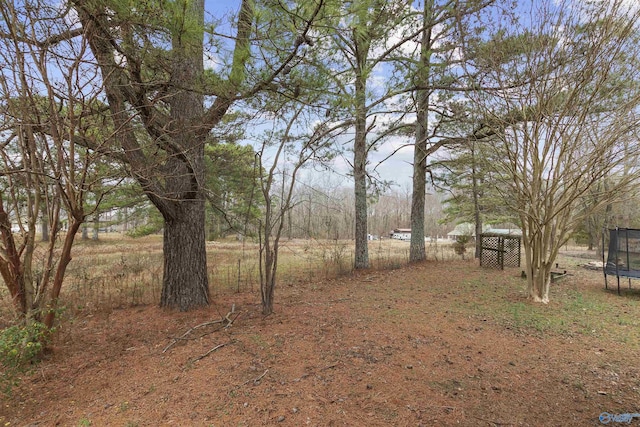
[605,228,640,279]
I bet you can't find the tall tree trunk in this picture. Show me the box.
[161,199,209,309]
[410,0,434,262]
[354,84,369,269]
[260,205,277,315]
[41,202,49,242]
[261,244,276,315]
[354,50,369,269]
[471,142,482,259]
[597,177,613,258]
[473,202,482,259]
[587,215,596,251]
[306,194,312,238]
[44,218,83,328]
[0,195,26,314]
[92,213,99,240]
[287,206,292,240]
[158,0,209,310]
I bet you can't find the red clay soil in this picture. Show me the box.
[2,260,639,426]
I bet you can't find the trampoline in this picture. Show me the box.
[603,228,640,294]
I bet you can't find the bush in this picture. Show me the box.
[126,222,163,238]
[0,321,49,394]
[454,235,471,256]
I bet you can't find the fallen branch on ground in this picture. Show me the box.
[191,342,230,362]
[471,415,514,426]
[241,369,269,386]
[294,362,339,381]
[163,304,239,353]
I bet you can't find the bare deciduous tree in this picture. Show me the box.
[470,0,640,302]
[0,1,107,327]
[257,105,338,315]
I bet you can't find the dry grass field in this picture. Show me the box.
[1,235,463,318]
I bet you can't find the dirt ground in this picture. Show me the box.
[2,258,639,426]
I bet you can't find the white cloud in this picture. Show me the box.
[204,50,221,71]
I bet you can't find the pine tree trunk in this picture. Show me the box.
[409,162,426,262]
[410,97,427,261]
[468,141,482,259]
[354,58,369,270]
[354,159,369,269]
[160,199,209,310]
[156,0,209,310]
[409,0,433,263]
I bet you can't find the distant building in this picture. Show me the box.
[486,227,522,237]
[447,223,521,240]
[447,223,477,240]
[390,228,412,241]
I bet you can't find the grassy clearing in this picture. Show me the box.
[446,261,640,348]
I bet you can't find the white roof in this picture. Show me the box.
[486,228,522,236]
[447,223,476,236]
[447,223,519,237]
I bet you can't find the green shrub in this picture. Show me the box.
[0,321,49,394]
[454,235,470,256]
[126,222,163,238]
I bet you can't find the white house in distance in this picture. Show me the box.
[390,228,412,240]
[447,223,477,240]
[488,226,522,237]
[447,223,522,240]
[389,228,451,242]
